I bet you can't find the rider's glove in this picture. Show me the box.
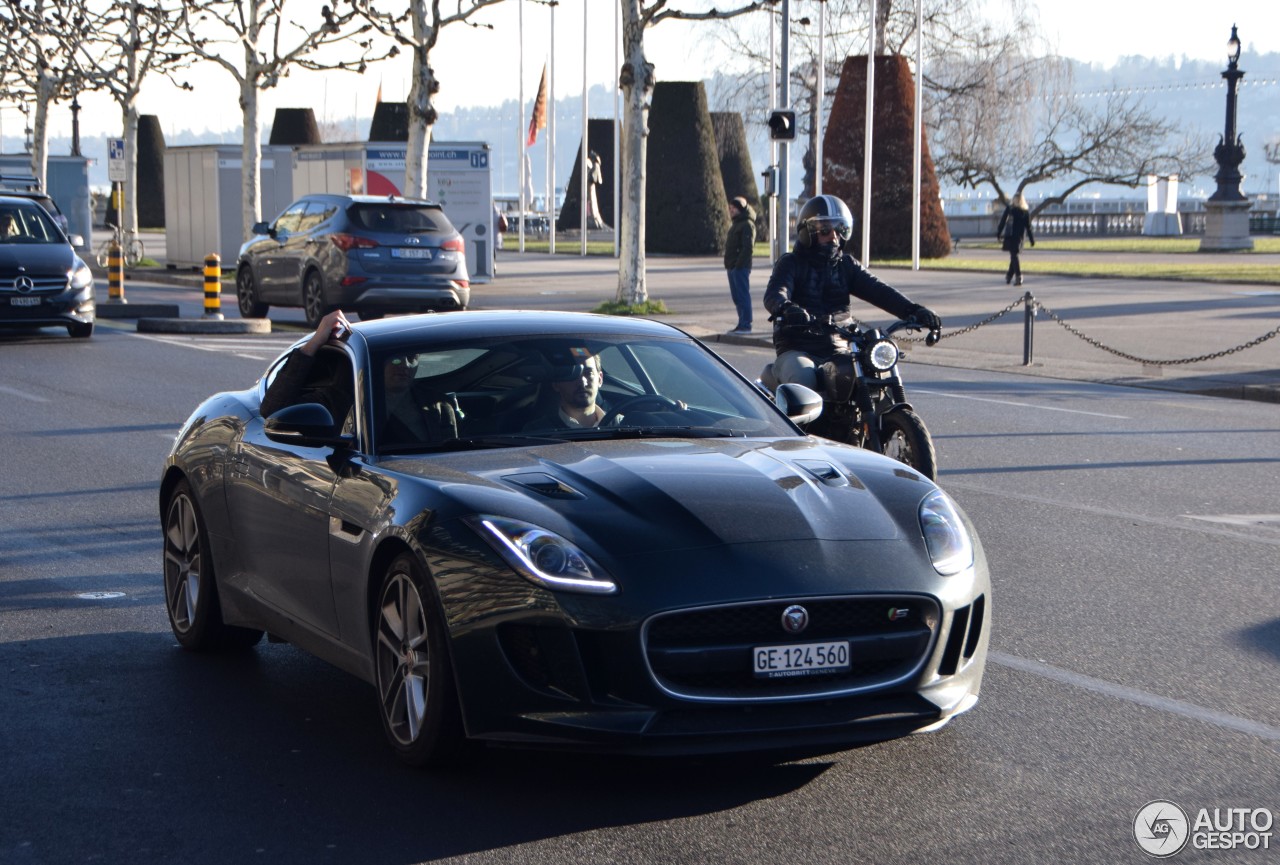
[781,303,813,328]
[908,304,942,332]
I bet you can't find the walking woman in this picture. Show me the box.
[996,192,1034,286]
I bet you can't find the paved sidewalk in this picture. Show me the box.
[109,233,1280,403]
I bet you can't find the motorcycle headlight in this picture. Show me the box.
[866,339,899,372]
[918,490,973,575]
[467,515,617,595]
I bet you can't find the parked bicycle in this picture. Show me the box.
[95,223,145,268]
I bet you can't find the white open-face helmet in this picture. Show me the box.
[797,195,853,247]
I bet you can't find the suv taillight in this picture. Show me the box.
[441,236,464,252]
[331,233,379,251]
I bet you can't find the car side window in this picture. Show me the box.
[298,201,334,233]
[274,202,308,234]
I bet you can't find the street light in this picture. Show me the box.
[1199,23,1253,251]
[1210,23,1246,203]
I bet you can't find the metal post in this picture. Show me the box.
[203,254,224,320]
[778,0,791,252]
[1022,291,1035,366]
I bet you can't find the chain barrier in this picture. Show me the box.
[861,290,1278,367]
[1033,300,1280,365]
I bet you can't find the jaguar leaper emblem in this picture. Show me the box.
[781,604,809,634]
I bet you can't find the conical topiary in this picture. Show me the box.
[137,115,166,229]
[557,118,616,231]
[823,54,951,260]
[645,81,728,255]
[711,111,764,240]
[369,102,409,141]
[269,107,322,145]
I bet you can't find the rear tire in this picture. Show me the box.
[302,270,327,328]
[163,479,264,651]
[236,266,269,318]
[373,553,473,767]
[879,409,938,481]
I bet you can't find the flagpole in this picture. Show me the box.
[547,1,557,256]
[519,0,526,252]
[581,0,588,256]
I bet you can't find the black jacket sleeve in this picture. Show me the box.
[260,350,317,418]
[845,258,919,321]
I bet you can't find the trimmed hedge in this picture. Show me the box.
[646,81,728,255]
[557,118,616,231]
[137,115,166,229]
[711,111,765,239]
[269,107,322,145]
[824,55,951,260]
[369,102,409,142]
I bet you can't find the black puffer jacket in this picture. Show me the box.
[764,244,917,356]
[997,205,1034,252]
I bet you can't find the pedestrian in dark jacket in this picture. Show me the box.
[723,195,756,334]
[996,192,1035,286]
[763,195,940,391]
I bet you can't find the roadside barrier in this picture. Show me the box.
[106,240,125,303]
[203,254,223,320]
[885,291,1280,367]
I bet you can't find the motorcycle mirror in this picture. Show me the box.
[775,383,823,426]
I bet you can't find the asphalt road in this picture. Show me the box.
[2,313,1277,865]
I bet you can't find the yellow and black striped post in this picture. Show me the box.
[107,239,126,303]
[203,254,224,320]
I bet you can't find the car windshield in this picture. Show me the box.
[348,204,448,235]
[372,332,796,454]
[0,205,61,244]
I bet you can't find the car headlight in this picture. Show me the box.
[467,515,617,595]
[918,489,973,575]
[70,261,94,291]
[865,339,898,372]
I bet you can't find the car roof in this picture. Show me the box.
[299,193,443,209]
[0,194,47,208]
[351,310,690,350]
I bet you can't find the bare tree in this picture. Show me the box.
[172,1,390,238]
[0,0,95,188]
[74,0,192,238]
[351,0,505,199]
[927,51,1212,210]
[618,0,766,307]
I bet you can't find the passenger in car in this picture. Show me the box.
[0,212,19,240]
[380,351,458,446]
[260,309,355,422]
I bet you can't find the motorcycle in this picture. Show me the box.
[760,317,940,481]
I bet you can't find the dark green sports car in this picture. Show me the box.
[160,310,989,766]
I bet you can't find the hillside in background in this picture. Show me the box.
[9,52,1276,210]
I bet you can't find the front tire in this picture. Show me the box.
[374,553,471,767]
[163,480,263,651]
[67,321,93,339]
[879,408,938,481]
[302,270,327,328]
[236,266,269,318]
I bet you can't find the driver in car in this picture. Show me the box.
[524,350,615,431]
[763,194,942,391]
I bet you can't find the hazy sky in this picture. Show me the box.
[11,0,1279,144]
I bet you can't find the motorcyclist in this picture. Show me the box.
[763,195,942,391]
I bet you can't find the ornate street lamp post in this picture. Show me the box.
[1200,24,1254,251]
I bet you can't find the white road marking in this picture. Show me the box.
[991,651,1280,742]
[0,385,49,402]
[913,387,1130,419]
[1186,514,1280,527]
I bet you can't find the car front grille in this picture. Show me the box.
[0,273,70,293]
[644,596,940,701]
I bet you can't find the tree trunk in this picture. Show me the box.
[240,73,262,239]
[405,42,435,198]
[122,102,139,236]
[616,2,651,306]
[30,73,55,188]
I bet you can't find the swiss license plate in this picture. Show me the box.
[753,641,850,679]
[10,296,40,307]
[392,247,433,260]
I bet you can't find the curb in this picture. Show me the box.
[136,317,272,335]
[96,302,181,319]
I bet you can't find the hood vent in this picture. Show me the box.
[503,472,585,500]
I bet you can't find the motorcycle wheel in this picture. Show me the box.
[879,408,937,481]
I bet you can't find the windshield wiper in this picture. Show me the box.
[555,426,748,440]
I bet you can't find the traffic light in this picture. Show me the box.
[768,110,796,141]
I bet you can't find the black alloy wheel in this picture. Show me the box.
[163,480,263,651]
[373,553,472,767]
[236,266,269,318]
[302,270,327,328]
